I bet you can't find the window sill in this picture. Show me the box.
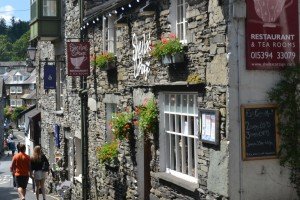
[52,110,64,115]
[154,172,198,193]
[74,175,82,183]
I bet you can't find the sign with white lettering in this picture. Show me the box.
[132,33,151,80]
[67,42,90,76]
[241,104,280,160]
[246,0,299,69]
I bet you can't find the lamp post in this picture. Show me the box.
[26,46,37,72]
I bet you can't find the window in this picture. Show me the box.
[160,92,198,183]
[43,0,57,17]
[10,86,16,94]
[10,99,16,107]
[13,75,23,82]
[30,84,35,90]
[106,103,117,142]
[16,99,23,107]
[170,0,188,43]
[16,86,23,94]
[103,15,116,53]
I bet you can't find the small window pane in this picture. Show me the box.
[182,95,187,113]
[176,95,181,112]
[165,94,170,111]
[43,0,57,17]
[170,95,175,112]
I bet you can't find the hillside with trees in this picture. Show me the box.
[0,17,29,61]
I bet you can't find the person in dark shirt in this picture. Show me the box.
[31,146,49,200]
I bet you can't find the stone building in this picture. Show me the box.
[29,0,298,200]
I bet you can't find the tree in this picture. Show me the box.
[0,18,7,35]
[0,35,12,61]
[6,17,29,43]
[11,31,30,61]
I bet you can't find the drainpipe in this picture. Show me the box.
[79,0,89,199]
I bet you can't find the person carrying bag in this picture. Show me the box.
[31,146,50,200]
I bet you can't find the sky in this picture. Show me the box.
[0,0,30,24]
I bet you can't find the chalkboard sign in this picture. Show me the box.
[241,104,280,160]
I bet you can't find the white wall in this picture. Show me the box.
[228,1,298,199]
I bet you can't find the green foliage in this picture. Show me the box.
[95,52,115,69]
[134,99,159,140]
[97,140,119,164]
[110,111,133,141]
[11,106,27,122]
[4,106,13,119]
[151,33,183,59]
[268,66,300,195]
[11,31,30,61]
[0,17,29,61]
[0,35,13,61]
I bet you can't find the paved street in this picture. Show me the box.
[0,129,59,200]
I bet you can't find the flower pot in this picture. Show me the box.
[101,61,116,71]
[162,53,184,65]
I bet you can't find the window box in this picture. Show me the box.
[102,60,117,71]
[162,53,185,65]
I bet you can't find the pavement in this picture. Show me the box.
[0,129,60,200]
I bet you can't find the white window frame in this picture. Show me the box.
[16,86,22,94]
[106,103,117,142]
[103,15,116,53]
[56,58,64,111]
[31,0,37,4]
[10,99,16,107]
[10,86,16,94]
[16,99,23,107]
[43,0,57,17]
[170,0,188,43]
[159,92,198,183]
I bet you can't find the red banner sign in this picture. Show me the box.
[246,0,299,69]
[67,42,90,76]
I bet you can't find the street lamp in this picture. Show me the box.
[26,46,37,72]
[27,46,37,61]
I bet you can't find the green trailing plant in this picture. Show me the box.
[4,106,13,119]
[268,66,300,197]
[97,140,119,164]
[187,73,202,84]
[134,98,159,140]
[151,33,183,59]
[110,111,133,141]
[95,52,115,69]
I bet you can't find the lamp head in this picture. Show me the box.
[27,46,37,61]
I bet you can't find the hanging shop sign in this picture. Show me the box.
[246,0,299,69]
[54,124,60,148]
[44,65,56,89]
[67,42,90,76]
[132,33,151,80]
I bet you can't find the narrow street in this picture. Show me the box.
[0,129,59,200]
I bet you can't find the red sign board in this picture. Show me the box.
[67,42,90,76]
[246,0,299,69]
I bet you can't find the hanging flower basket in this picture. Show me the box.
[95,52,117,71]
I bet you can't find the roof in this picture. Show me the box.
[0,78,4,98]
[18,105,37,117]
[2,68,36,85]
[0,61,27,67]
[21,90,36,100]
[27,109,40,120]
[84,0,132,22]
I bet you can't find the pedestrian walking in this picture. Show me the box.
[7,134,15,156]
[31,145,50,200]
[10,144,31,200]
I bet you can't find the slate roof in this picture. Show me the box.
[2,68,36,85]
